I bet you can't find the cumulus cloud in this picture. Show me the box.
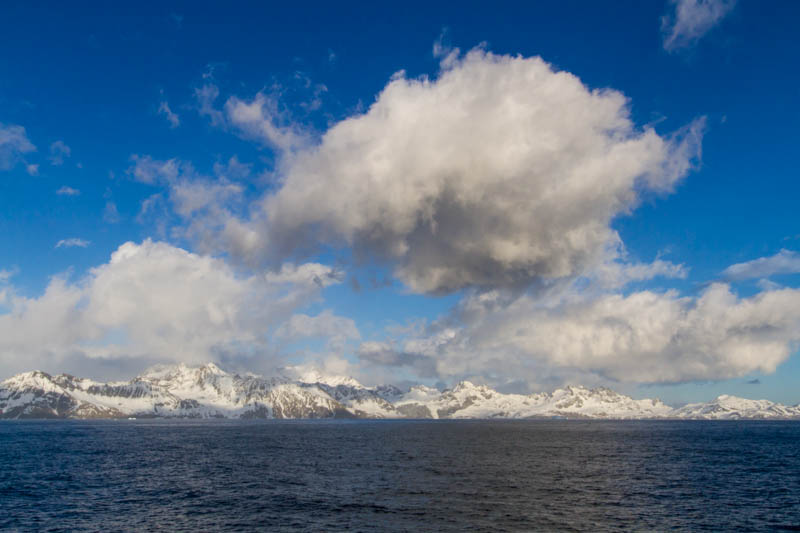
[158,101,180,128]
[56,185,80,196]
[375,282,800,386]
[722,249,800,281]
[0,122,36,171]
[241,48,704,294]
[0,240,345,378]
[48,140,71,166]
[662,0,736,52]
[55,238,90,249]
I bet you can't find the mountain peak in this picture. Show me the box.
[279,365,364,389]
[139,362,230,381]
[3,365,800,420]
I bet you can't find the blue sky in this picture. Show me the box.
[2,1,800,405]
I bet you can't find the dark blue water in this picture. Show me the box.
[1,420,799,532]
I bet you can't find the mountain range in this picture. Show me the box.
[1,363,798,420]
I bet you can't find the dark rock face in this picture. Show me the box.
[395,404,433,418]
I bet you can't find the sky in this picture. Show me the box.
[2,0,800,405]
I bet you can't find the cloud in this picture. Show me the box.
[662,0,736,52]
[169,178,242,218]
[194,84,225,126]
[48,140,71,166]
[262,262,344,288]
[0,122,36,171]
[357,341,438,378]
[55,238,90,249]
[127,154,251,255]
[379,282,800,386]
[128,154,183,184]
[103,201,121,223]
[158,101,180,128]
[0,240,345,378]
[0,269,15,284]
[591,255,688,289]
[757,278,782,291]
[56,185,80,196]
[237,48,703,294]
[275,310,360,352]
[26,164,39,176]
[170,13,183,28]
[195,80,315,154]
[722,249,800,281]
[213,155,251,180]
[224,92,309,152]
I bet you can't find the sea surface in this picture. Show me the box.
[1,420,799,532]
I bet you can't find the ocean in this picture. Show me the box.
[1,420,799,531]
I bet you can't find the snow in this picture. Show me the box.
[2,364,799,420]
[280,365,364,389]
[671,395,800,419]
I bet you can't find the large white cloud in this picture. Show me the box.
[0,240,346,378]
[372,282,800,386]
[238,49,704,294]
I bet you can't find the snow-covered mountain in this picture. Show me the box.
[671,394,800,420]
[1,363,798,420]
[391,382,675,419]
[0,364,352,420]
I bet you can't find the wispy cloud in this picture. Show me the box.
[55,238,90,249]
[158,101,180,128]
[127,154,183,184]
[224,92,309,152]
[56,185,80,196]
[194,84,225,126]
[170,13,183,29]
[662,0,736,52]
[722,249,800,281]
[48,140,71,166]
[0,122,36,171]
[0,268,15,283]
[194,80,313,154]
[103,201,121,223]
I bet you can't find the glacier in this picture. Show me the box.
[1,363,798,420]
